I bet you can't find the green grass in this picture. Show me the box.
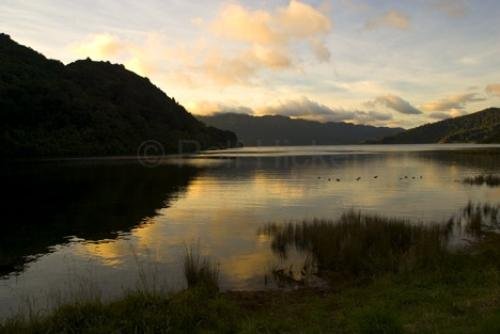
[0,288,240,334]
[2,208,500,333]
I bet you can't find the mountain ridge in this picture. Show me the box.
[0,33,237,158]
[197,112,404,146]
[378,108,500,144]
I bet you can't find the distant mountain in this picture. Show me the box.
[197,113,404,146]
[379,108,500,144]
[0,33,236,158]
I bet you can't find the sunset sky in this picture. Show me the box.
[1,0,500,128]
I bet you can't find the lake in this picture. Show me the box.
[1,144,500,318]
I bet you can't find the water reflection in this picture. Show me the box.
[0,162,200,276]
[0,146,499,318]
[414,149,500,172]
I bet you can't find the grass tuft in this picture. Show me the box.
[184,244,220,293]
[262,211,451,279]
[463,174,500,187]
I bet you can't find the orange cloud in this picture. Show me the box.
[277,0,332,38]
[73,33,125,59]
[209,0,332,74]
[421,93,485,112]
[486,84,500,96]
[71,1,332,87]
[71,33,158,77]
[212,4,278,44]
[212,0,331,45]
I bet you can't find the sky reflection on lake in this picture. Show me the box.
[1,145,499,318]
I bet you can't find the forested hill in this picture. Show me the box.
[197,113,403,146]
[379,108,500,144]
[0,33,237,158]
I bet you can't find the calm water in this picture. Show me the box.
[1,144,500,318]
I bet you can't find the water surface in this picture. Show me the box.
[1,144,499,318]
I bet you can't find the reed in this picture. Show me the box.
[463,174,500,187]
[262,211,454,279]
[183,244,220,292]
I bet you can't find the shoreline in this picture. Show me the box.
[2,143,500,164]
[3,209,500,333]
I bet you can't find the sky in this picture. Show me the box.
[1,0,500,128]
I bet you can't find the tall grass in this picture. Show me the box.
[461,202,500,237]
[261,207,500,280]
[183,245,220,292]
[463,174,500,187]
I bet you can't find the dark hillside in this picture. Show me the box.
[0,33,236,157]
[379,108,500,144]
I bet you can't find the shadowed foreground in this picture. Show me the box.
[2,207,500,333]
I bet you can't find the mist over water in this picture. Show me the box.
[1,144,499,318]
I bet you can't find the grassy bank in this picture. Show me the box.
[2,206,500,333]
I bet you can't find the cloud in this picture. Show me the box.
[355,110,394,124]
[428,112,451,120]
[188,0,333,86]
[257,97,393,124]
[212,0,331,44]
[71,1,332,87]
[309,38,331,62]
[458,56,480,66]
[212,4,278,44]
[428,108,468,120]
[252,45,292,69]
[201,50,258,86]
[210,0,332,71]
[367,95,422,115]
[365,10,410,30]
[189,101,254,116]
[486,84,500,97]
[421,93,485,112]
[190,17,204,27]
[71,33,160,77]
[432,0,468,18]
[190,97,393,125]
[449,109,469,118]
[125,56,156,77]
[260,97,349,120]
[73,33,125,59]
[276,0,332,39]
